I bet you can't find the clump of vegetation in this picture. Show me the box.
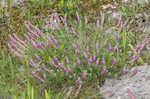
[1,0,150,98]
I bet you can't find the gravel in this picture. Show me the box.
[100,65,150,99]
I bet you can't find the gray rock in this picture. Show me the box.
[100,66,150,99]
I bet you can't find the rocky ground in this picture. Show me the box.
[100,65,150,99]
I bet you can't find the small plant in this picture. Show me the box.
[8,11,149,98]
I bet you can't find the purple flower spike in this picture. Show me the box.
[67,68,72,73]
[54,39,59,47]
[102,59,106,65]
[117,15,122,26]
[69,75,73,79]
[122,70,128,75]
[88,59,93,66]
[32,42,38,50]
[92,54,96,61]
[76,77,82,84]
[55,13,59,21]
[54,57,59,63]
[63,14,67,25]
[108,92,115,98]
[127,89,136,99]
[51,60,57,67]
[135,45,140,52]
[30,59,35,65]
[117,36,121,42]
[96,49,99,54]
[104,40,107,46]
[66,58,70,64]
[20,56,25,61]
[66,87,73,97]
[112,58,118,65]
[76,12,80,20]
[73,44,78,49]
[84,54,89,60]
[131,55,140,62]
[36,56,42,61]
[113,46,118,52]
[95,43,99,49]
[119,23,123,33]
[45,42,50,48]
[77,58,81,65]
[96,59,99,67]
[101,67,107,75]
[42,64,51,73]
[37,68,42,74]
[84,16,88,24]
[86,46,90,53]
[130,70,137,77]
[37,30,43,38]
[32,72,44,81]
[43,74,47,79]
[108,45,113,51]
[83,71,87,80]
[76,49,81,55]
